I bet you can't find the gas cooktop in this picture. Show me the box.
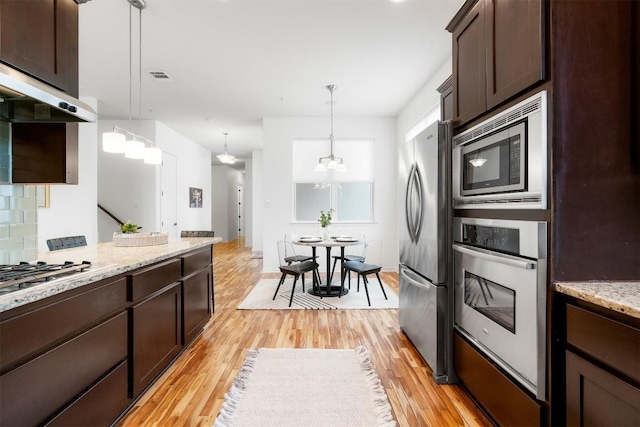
[0,261,92,294]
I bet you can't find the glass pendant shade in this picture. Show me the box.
[217,153,236,164]
[124,139,145,159]
[103,132,126,153]
[144,146,162,164]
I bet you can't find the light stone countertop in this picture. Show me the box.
[554,281,640,319]
[0,237,222,313]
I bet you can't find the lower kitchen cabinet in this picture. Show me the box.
[559,298,640,426]
[181,246,213,345]
[566,351,640,426]
[0,310,128,426]
[0,244,214,426]
[183,267,212,345]
[131,281,183,397]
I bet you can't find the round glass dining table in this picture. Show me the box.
[293,238,361,297]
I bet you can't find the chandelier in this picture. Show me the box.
[315,85,346,172]
[217,132,236,164]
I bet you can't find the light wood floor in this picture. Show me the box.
[118,239,493,426]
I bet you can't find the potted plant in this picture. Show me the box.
[318,209,334,240]
[120,220,140,234]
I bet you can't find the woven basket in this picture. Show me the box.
[113,232,168,247]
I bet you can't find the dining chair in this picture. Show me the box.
[47,235,87,251]
[284,234,321,284]
[340,260,388,307]
[339,239,387,306]
[274,240,319,307]
[328,234,366,285]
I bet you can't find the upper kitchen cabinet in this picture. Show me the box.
[0,0,79,96]
[447,0,544,128]
[437,76,453,122]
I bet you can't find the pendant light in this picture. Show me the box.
[315,84,346,172]
[102,0,161,164]
[217,133,236,164]
[102,129,126,153]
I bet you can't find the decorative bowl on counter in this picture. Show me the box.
[112,232,168,247]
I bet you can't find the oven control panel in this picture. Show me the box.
[461,224,520,255]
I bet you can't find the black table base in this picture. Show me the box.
[308,285,349,297]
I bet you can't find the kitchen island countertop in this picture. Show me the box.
[0,237,222,313]
[555,281,640,320]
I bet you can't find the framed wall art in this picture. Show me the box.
[189,187,202,208]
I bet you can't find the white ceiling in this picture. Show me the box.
[78,0,463,167]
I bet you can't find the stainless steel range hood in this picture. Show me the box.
[0,62,96,123]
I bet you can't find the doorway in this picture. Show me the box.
[161,152,177,238]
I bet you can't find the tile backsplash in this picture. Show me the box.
[0,184,38,263]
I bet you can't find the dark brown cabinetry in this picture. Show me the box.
[447,0,544,128]
[0,0,82,184]
[0,0,79,95]
[129,259,183,397]
[437,75,453,122]
[0,277,129,426]
[0,245,214,426]
[558,298,640,426]
[550,0,639,281]
[11,122,79,184]
[453,331,542,426]
[181,247,213,345]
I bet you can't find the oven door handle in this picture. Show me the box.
[453,243,536,270]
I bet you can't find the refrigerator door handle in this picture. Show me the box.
[453,243,536,270]
[400,267,432,290]
[405,163,424,243]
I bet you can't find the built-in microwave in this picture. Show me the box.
[452,90,547,209]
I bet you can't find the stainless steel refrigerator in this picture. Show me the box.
[398,120,453,383]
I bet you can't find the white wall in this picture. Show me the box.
[211,166,229,240]
[261,117,397,273]
[156,122,212,234]
[244,156,253,247]
[37,97,99,252]
[98,119,211,242]
[397,58,452,145]
[97,120,157,240]
[251,150,263,254]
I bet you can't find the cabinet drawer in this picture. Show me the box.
[0,311,127,426]
[566,304,640,382]
[182,246,212,277]
[45,360,129,427]
[0,277,127,371]
[453,331,542,426]
[130,258,181,301]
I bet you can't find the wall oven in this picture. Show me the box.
[452,90,547,209]
[453,217,547,400]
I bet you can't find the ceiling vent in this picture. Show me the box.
[147,71,174,82]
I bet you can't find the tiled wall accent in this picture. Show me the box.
[0,185,38,263]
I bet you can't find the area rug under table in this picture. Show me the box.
[238,278,399,310]
[213,346,397,427]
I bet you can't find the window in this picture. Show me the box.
[292,138,374,223]
[294,182,373,222]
